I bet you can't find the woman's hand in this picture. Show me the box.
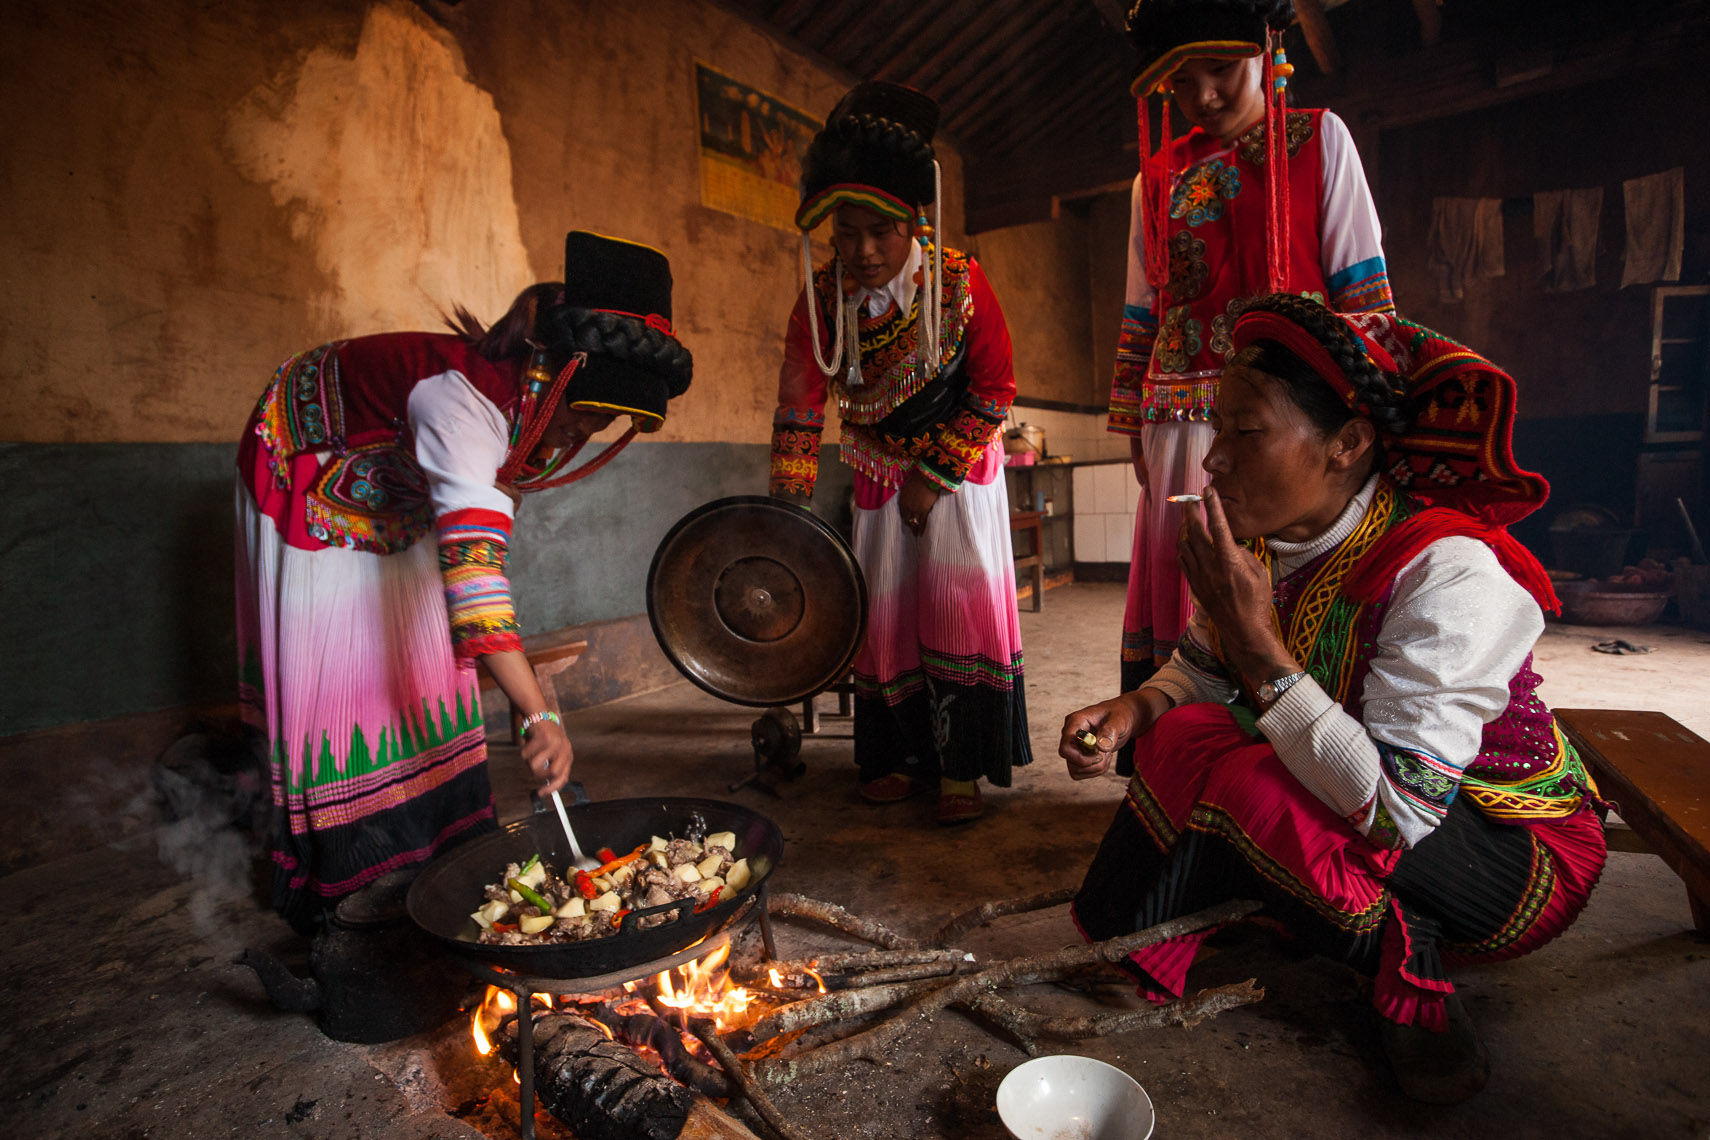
[521,716,574,796]
[898,471,943,535]
[1058,689,1171,779]
[497,482,522,509]
[1177,488,1295,681]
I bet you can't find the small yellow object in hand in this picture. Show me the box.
[1074,729,1101,754]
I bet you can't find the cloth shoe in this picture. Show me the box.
[1379,994,1490,1104]
[935,779,983,825]
[859,772,929,803]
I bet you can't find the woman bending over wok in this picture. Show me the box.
[1059,294,1605,1103]
[236,231,692,931]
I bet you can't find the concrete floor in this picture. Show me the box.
[3,582,1707,1139]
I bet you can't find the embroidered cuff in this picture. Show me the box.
[1328,256,1397,315]
[770,405,825,499]
[1108,306,1158,437]
[921,404,1003,491]
[438,508,522,659]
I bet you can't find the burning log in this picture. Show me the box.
[586,1003,734,1099]
[503,1013,760,1140]
[749,899,1262,1088]
[690,1019,821,1140]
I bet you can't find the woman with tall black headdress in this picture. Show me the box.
[236,231,693,930]
[769,82,1031,825]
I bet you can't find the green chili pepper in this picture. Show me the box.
[520,853,541,875]
[508,877,553,914]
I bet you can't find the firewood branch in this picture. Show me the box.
[959,981,1265,1056]
[751,899,1260,1088]
[928,886,1078,948]
[738,979,951,1047]
[766,892,917,949]
[691,1018,819,1140]
[735,947,972,983]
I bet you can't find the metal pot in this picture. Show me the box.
[240,868,467,1043]
[1004,423,1046,456]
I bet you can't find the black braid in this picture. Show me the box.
[534,306,693,395]
[801,112,935,206]
[1231,292,1416,442]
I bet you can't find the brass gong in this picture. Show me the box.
[647,496,867,707]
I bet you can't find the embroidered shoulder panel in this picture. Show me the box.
[1237,111,1316,165]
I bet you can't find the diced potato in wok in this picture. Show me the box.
[704,831,736,853]
[588,890,621,912]
[554,897,586,918]
[674,862,702,884]
[698,876,725,895]
[519,914,555,934]
[695,853,724,879]
[726,858,751,891]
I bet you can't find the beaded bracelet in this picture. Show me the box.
[519,710,562,739]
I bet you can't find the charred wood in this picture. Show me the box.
[734,979,950,1048]
[734,947,971,983]
[503,1013,693,1140]
[690,1018,820,1140]
[586,1003,735,1099]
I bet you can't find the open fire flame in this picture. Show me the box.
[469,941,787,1059]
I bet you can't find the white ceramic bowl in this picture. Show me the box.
[995,1054,1155,1140]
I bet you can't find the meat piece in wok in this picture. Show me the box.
[467,832,752,945]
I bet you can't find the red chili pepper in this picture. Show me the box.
[575,871,598,900]
[596,847,617,865]
[611,908,630,928]
[694,886,722,913]
[492,921,518,933]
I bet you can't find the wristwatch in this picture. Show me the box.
[1256,671,1309,708]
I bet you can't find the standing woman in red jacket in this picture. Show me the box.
[769,82,1031,825]
[236,232,692,931]
[1109,0,1396,762]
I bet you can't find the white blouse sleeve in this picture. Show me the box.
[1125,172,1157,312]
[1256,537,1544,847]
[407,371,516,521]
[1316,111,1388,285]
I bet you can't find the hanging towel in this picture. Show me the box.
[1533,187,1603,293]
[1428,197,1505,303]
[1621,167,1684,287]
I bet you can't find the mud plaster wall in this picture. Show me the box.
[0,0,1077,448]
[968,213,1098,409]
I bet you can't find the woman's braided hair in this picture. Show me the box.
[1231,292,1415,444]
[534,303,693,395]
[801,112,936,208]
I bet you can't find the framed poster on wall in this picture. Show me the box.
[694,63,821,232]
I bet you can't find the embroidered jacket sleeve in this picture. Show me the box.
[917,258,1016,492]
[409,372,523,659]
[1108,172,1158,439]
[1256,538,1543,849]
[1317,111,1396,315]
[770,289,831,499]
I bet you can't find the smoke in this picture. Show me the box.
[149,731,267,951]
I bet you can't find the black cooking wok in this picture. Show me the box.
[407,797,783,978]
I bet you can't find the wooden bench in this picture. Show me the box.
[1010,509,1045,613]
[474,631,588,742]
[1556,708,1710,935]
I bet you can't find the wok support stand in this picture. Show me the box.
[458,884,776,1140]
